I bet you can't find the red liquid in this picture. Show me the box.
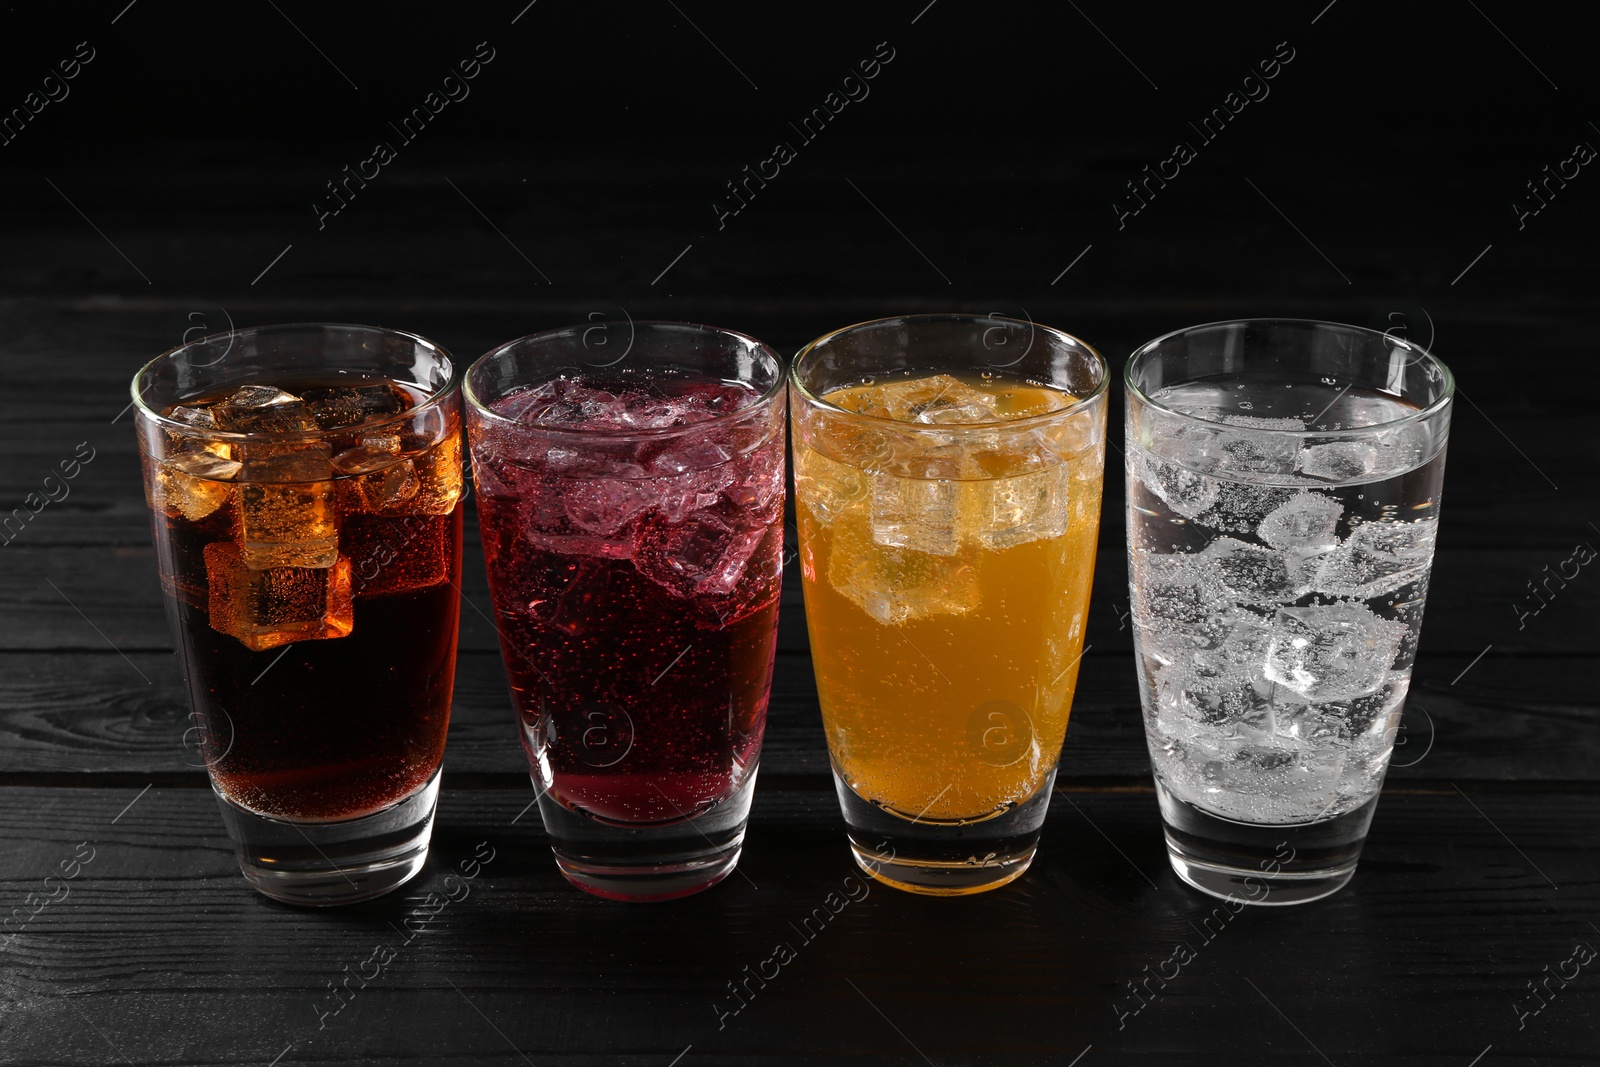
[472,377,783,823]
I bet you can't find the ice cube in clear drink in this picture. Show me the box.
[1257,491,1343,550]
[1136,451,1220,520]
[1263,603,1407,703]
[1202,536,1304,607]
[1297,440,1381,481]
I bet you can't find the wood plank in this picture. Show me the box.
[0,649,1592,784]
[0,786,1594,1064]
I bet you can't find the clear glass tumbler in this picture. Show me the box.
[791,314,1109,895]
[1125,318,1454,904]
[132,323,464,905]
[464,322,786,901]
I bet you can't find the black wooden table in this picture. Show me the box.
[2,4,1597,1064]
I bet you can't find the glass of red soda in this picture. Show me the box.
[133,324,464,906]
[465,321,785,900]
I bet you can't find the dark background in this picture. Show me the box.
[1,2,1596,1065]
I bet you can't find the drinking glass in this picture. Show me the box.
[133,323,464,905]
[1125,318,1453,904]
[791,314,1109,895]
[464,322,785,901]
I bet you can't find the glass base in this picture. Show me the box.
[214,769,439,907]
[534,768,757,902]
[1156,779,1377,906]
[834,766,1055,897]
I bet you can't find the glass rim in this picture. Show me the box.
[130,321,459,442]
[462,319,785,438]
[1124,317,1456,438]
[788,312,1111,433]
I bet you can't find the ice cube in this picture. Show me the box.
[978,464,1069,549]
[635,511,768,598]
[1264,603,1408,702]
[875,374,1000,425]
[168,404,218,430]
[1257,491,1344,550]
[562,478,654,535]
[334,437,421,513]
[204,543,353,651]
[157,448,240,521]
[1152,666,1236,751]
[300,383,405,430]
[1130,551,1228,637]
[1312,542,1428,600]
[212,385,319,435]
[828,537,980,625]
[1203,536,1304,606]
[1205,418,1305,476]
[1221,415,1309,431]
[869,473,961,556]
[726,449,785,523]
[1330,670,1409,744]
[647,437,732,475]
[407,432,463,516]
[793,446,867,526]
[331,436,402,474]
[341,514,451,598]
[1298,440,1380,481]
[1137,452,1220,520]
[656,465,737,524]
[1347,517,1438,560]
[237,443,338,569]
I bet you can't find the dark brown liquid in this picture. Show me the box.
[145,375,462,821]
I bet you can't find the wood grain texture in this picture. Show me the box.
[0,787,1594,1066]
[2,5,1598,1057]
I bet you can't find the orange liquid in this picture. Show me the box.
[794,375,1104,821]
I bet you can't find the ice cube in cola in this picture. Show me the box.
[139,375,463,821]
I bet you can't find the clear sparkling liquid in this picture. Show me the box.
[1128,380,1446,825]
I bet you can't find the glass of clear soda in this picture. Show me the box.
[1125,318,1453,904]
